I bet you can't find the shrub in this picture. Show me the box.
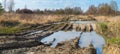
[98,22,108,32]
[16,8,33,14]
[0,20,20,27]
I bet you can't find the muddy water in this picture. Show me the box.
[79,31,105,54]
[29,31,43,35]
[70,21,95,24]
[40,30,105,54]
[41,30,81,47]
[38,21,105,54]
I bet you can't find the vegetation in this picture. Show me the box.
[16,8,33,14]
[96,17,120,44]
[0,0,119,15]
[86,5,97,15]
[14,0,119,15]
[0,14,69,34]
[0,3,4,13]
[0,27,21,34]
[110,0,118,12]
[16,7,83,14]
[16,3,118,15]
[97,3,115,15]
[0,20,20,27]
[97,22,108,33]
[0,0,119,44]
[8,0,15,12]
[107,37,120,44]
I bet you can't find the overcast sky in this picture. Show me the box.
[0,0,120,11]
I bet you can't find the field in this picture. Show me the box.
[0,13,120,54]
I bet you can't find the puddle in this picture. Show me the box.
[79,31,105,54]
[41,30,81,47]
[29,31,43,35]
[70,21,95,24]
[40,30,105,54]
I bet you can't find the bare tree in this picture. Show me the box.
[110,0,118,12]
[0,2,4,13]
[8,0,14,12]
[97,3,114,15]
[2,0,6,10]
[73,7,83,15]
[110,0,118,15]
[86,5,97,15]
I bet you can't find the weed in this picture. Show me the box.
[107,37,120,44]
[0,20,20,27]
[97,22,108,32]
[0,27,21,34]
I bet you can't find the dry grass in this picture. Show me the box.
[0,13,65,24]
[95,16,120,22]
[96,16,120,36]
[0,13,120,35]
[0,13,68,34]
[95,16,120,44]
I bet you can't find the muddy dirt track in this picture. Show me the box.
[0,18,103,54]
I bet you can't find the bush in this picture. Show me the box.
[96,22,109,37]
[16,8,33,14]
[98,22,108,32]
[87,16,96,21]
[0,20,20,27]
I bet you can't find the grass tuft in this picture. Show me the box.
[0,27,21,34]
[97,22,108,32]
[107,38,120,44]
[0,20,20,27]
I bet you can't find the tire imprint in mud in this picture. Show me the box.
[0,21,97,51]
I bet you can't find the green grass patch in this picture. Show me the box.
[97,22,108,32]
[107,37,120,44]
[96,22,110,36]
[0,27,21,34]
[0,23,42,34]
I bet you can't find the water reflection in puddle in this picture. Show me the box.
[41,30,81,47]
[29,31,43,35]
[40,30,105,54]
[70,21,95,24]
[79,31,105,54]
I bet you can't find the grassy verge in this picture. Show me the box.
[0,27,21,34]
[107,37,120,44]
[96,21,120,44]
[0,23,42,34]
[96,22,109,36]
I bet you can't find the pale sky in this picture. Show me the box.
[0,0,120,11]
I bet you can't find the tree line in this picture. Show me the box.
[16,7,83,15]
[0,0,120,15]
